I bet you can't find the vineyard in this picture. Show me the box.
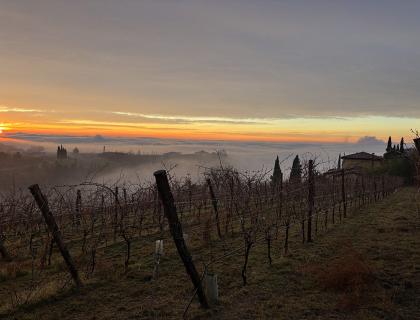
[0,160,406,318]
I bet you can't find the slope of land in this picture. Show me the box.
[3,187,420,320]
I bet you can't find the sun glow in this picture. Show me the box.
[0,106,417,144]
[0,122,11,134]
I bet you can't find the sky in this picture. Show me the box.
[1,0,419,144]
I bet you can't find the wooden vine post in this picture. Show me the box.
[341,169,347,218]
[276,170,283,236]
[206,178,222,239]
[28,184,82,288]
[113,186,119,242]
[154,170,209,309]
[381,175,385,199]
[414,137,420,155]
[307,160,314,242]
[75,189,82,226]
[414,138,420,186]
[0,237,10,261]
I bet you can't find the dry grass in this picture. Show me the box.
[0,260,28,281]
[1,187,420,319]
[303,248,376,310]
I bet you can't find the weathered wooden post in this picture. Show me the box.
[307,160,314,242]
[276,170,283,238]
[113,186,119,241]
[75,189,82,226]
[122,187,128,223]
[154,170,209,309]
[206,178,222,239]
[227,175,235,236]
[332,174,336,224]
[341,169,347,218]
[187,178,193,216]
[381,175,385,199]
[414,138,420,155]
[373,177,377,201]
[0,236,10,261]
[29,184,82,288]
[414,138,420,187]
[361,175,366,205]
[0,202,10,260]
[284,218,290,256]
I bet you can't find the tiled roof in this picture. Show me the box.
[341,152,383,160]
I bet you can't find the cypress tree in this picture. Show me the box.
[290,155,302,183]
[337,154,341,169]
[386,136,392,152]
[400,137,404,153]
[271,156,282,186]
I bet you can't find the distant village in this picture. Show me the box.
[325,136,418,183]
[339,137,411,169]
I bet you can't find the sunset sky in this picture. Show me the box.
[1,0,419,144]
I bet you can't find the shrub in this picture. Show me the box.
[304,249,375,310]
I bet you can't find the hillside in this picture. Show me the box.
[2,187,420,320]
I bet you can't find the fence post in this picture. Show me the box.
[113,186,119,242]
[75,189,81,226]
[29,184,82,288]
[332,175,336,224]
[373,177,377,201]
[154,170,209,309]
[0,237,10,261]
[341,169,347,218]
[284,219,290,255]
[381,175,385,199]
[414,138,420,155]
[307,160,314,242]
[277,171,283,232]
[361,175,365,205]
[206,178,222,239]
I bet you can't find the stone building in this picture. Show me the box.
[341,152,383,170]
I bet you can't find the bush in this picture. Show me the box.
[304,249,375,310]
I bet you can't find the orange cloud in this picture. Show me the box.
[0,104,416,144]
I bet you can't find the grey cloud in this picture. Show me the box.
[356,136,385,145]
[2,1,420,118]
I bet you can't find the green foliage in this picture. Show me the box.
[386,157,416,184]
[386,136,392,152]
[367,153,416,184]
[271,156,282,186]
[290,155,302,183]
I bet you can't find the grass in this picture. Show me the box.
[1,187,420,319]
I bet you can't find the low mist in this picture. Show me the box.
[0,134,391,191]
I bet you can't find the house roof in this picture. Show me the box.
[341,152,383,161]
[323,167,362,177]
